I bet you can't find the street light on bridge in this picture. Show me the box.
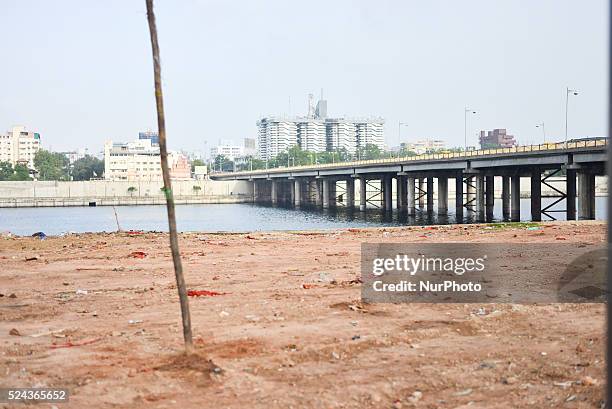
[536,122,546,144]
[565,87,579,148]
[464,107,477,151]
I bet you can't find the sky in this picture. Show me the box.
[1,0,608,154]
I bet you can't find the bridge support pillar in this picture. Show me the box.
[485,175,494,222]
[566,169,576,220]
[359,177,367,211]
[322,179,330,209]
[271,180,278,205]
[294,179,301,208]
[418,178,425,208]
[397,175,407,211]
[511,175,521,222]
[502,176,510,220]
[455,175,463,221]
[578,171,595,220]
[475,175,485,221]
[530,170,541,222]
[252,181,257,203]
[346,178,355,210]
[437,176,448,215]
[465,176,474,212]
[383,175,393,212]
[329,180,337,207]
[426,177,434,212]
[407,177,415,215]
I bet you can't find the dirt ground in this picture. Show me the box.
[0,221,607,408]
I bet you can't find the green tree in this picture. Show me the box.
[10,164,31,181]
[212,154,234,172]
[356,144,383,160]
[71,155,104,181]
[0,162,14,180]
[34,150,69,181]
[190,158,206,172]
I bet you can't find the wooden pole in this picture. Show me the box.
[145,0,193,352]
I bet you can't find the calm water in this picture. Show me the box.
[0,198,607,236]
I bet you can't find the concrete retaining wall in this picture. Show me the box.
[0,180,253,207]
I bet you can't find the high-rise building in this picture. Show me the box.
[139,131,159,146]
[210,142,245,161]
[479,129,516,149]
[243,137,257,156]
[257,96,384,159]
[0,126,41,168]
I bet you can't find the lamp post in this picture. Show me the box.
[464,107,476,151]
[565,87,579,147]
[536,122,546,144]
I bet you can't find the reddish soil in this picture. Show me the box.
[0,221,606,408]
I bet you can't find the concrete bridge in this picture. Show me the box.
[211,140,608,222]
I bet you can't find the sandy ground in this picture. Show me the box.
[0,221,607,409]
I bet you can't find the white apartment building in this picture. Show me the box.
[257,97,385,159]
[104,139,191,181]
[210,143,245,161]
[256,117,298,160]
[403,139,446,154]
[0,126,41,168]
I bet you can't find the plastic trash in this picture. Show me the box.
[31,232,47,240]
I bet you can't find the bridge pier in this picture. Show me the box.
[322,178,330,209]
[578,171,595,220]
[418,178,425,208]
[294,179,301,208]
[407,177,415,215]
[475,175,485,221]
[329,180,337,208]
[455,175,463,220]
[438,176,448,215]
[502,176,510,220]
[383,175,393,212]
[465,176,474,212]
[511,175,521,222]
[396,174,407,212]
[359,177,367,211]
[346,178,355,210]
[530,170,541,222]
[271,180,278,205]
[426,177,434,212]
[252,180,258,203]
[485,175,494,222]
[566,169,576,220]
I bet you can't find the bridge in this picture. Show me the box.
[211,140,608,222]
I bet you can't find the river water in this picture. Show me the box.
[0,197,606,236]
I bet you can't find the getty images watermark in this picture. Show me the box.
[361,243,607,303]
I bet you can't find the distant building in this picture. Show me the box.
[479,129,516,149]
[104,138,191,181]
[62,148,89,165]
[256,96,384,160]
[402,139,446,154]
[243,137,257,156]
[0,126,41,168]
[210,143,245,161]
[139,131,159,146]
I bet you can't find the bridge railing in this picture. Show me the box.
[214,139,607,177]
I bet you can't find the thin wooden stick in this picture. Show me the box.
[145,0,193,352]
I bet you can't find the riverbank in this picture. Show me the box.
[0,221,605,408]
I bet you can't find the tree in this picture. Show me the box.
[213,154,234,172]
[10,164,30,181]
[0,162,14,180]
[356,144,383,160]
[127,186,137,196]
[72,155,104,181]
[34,150,69,181]
[190,158,206,172]
[192,185,202,194]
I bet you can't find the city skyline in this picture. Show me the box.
[1,0,607,153]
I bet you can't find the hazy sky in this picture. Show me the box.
[1,0,608,154]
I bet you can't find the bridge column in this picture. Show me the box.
[346,178,355,210]
[511,175,521,222]
[578,171,595,220]
[383,175,393,212]
[530,170,541,222]
[294,179,301,208]
[426,177,434,212]
[502,176,510,220]
[271,180,278,205]
[359,176,367,211]
[252,180,257,203]
[437,176,448,214]
[475,175,485,221]
[465,176,474,211]
[485,175,494,222]
[455,175,463,220]
[322,178,330,209]
[329,180,337,207]
[407,177,415,215]
[566,169,576,220]
[418,178,425,208]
